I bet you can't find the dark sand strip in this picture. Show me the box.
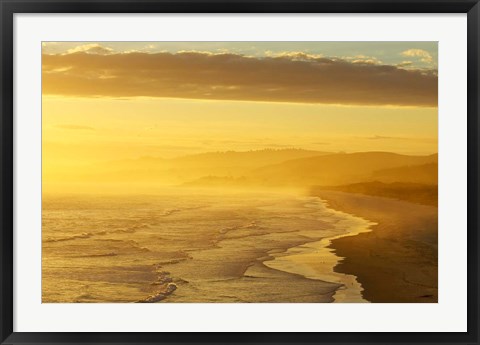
[314,191,438,303]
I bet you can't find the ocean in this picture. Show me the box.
[42,189,373,303]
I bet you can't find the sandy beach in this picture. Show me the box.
[314,191,438,303]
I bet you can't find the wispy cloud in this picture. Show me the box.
[366,135,403,140]
[397,61,414,68]
[343,54,383,65]
[264,51,324,60]
[54,124,95,130]
[42,48,438,107]
[65,44,113,55]
[401,49,433,64]
[364,135,436,143]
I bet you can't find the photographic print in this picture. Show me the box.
[41,42,438,303]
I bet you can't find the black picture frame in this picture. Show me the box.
[1,0,479,344]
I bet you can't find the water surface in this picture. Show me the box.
[42,190,371,302]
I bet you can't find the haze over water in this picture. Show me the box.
[43,190,373,303]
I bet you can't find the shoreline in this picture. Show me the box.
[314,191,438,303]
[263,197,376,303]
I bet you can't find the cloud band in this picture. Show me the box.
[42,51,438,107]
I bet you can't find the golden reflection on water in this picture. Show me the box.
[42,190,367,303]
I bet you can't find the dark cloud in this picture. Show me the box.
[42,51,438,107]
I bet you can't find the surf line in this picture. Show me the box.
[263,197,377,303]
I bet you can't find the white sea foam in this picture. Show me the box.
[264,197,376,302]
[42,191,367,303]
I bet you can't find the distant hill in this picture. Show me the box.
[371,162,437,185]
[245,152,438,187]
[171,148,330,173]
[311,181,437,206]
[62,149,438,191]
[90,149,331,183]
[182,175,249,187]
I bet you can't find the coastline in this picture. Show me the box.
[314,191,438,303]
[263,197,376,302]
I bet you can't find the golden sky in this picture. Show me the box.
[42,42,438,187]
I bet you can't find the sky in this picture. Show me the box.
[42,41,438,70]
[42,42,438,175]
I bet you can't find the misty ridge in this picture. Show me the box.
[49,149,438,204]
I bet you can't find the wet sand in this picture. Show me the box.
[314,191,438,303]
[264,200,376,302]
